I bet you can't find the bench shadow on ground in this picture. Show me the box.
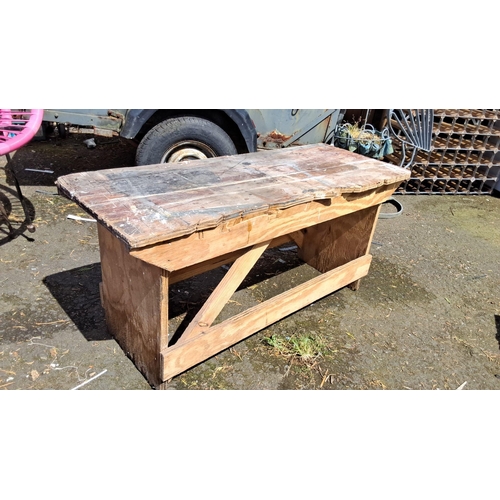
[43,263,112,342]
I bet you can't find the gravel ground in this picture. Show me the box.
[1,134,499,390]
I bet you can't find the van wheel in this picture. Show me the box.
[135,116,238,165]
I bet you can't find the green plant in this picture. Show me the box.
[290,335,321,360]
[264,333,325,362]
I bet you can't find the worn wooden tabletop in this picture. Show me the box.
[56,144,410,249]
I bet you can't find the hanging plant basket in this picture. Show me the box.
[333,122,393,159]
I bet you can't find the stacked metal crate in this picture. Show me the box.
[386,109,500,194]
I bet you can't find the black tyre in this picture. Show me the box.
[135,116,238,165]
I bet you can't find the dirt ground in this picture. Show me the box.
[1,133,499,390]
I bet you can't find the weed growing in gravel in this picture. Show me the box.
[264,333,326,363]
[290,336,320,361]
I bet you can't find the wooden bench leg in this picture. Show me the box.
[297,204,381,290]
[98,224,169,388]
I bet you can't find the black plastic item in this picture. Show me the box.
[378,197,403,219]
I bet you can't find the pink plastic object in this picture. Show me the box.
[0,109,44,156]
[0,109,43,237]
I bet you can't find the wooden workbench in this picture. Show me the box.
[56,144,410,388]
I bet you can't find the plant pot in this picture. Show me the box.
[333,123,393,159]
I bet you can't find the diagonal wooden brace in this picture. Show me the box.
[180,240,271,342]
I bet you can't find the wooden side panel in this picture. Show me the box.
[298,204,381,289]
[161,255,372,381]
[98,224,168,387]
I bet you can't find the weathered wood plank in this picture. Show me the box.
[160,254,372,381]
[56,144,410,249]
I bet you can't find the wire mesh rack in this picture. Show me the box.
[384,109,500,194]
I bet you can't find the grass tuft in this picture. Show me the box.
[264,333,325,363]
